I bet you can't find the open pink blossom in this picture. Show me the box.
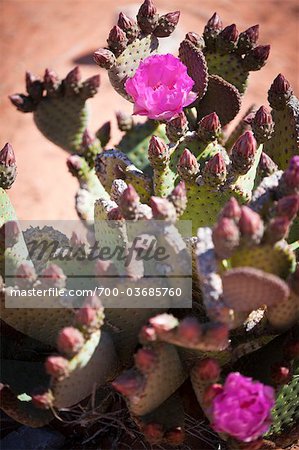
[125,54,197,121]
[211,372,275,442]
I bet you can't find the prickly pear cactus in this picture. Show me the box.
[10,68,100,153]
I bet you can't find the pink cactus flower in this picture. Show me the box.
[211,372,275,442]
[125,54,197,121]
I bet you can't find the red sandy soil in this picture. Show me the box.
[1,0,298,221]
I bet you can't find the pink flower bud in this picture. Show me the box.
[239,206,263,238]
[203,153,227,185]
[148,136,169,166]
[150,197,177,221]
[219,24,239,43]
[154,11,180,38]
[142,423,164,444]
[40,264,66,289]
[57,327,84,356]
[65,66,81,85]
[168,181,187,216]
[271,363,291,386]
[112,370,144,397]
[198,112,221,141]
[137,0,159,33]
[107,207,123,220]
[45,356,69,378]
[203,383,223,406]
[265,216,291,243]
[220,197,241,221]
[252,106,274,142]
[82,129,95,149]
[259,152,277,176]
[251,45,270,63]
[81,75,100,99]
[139,325,157,342]
[268,74,293,110]
[31,389,54,409]
[194,358,221,382]
[117,12,137,33]
[15,262,36,288]
[204,12,223,43]
[282,156,299,191]
[25,71,43,100]
[212,217,240,259]
[75,307,97,327]
[93,48,116,69]
[0,143,16,167]
[138,0,157,17]
[9,94,35,112]
[177,149,199,180]
[135,348,157,372]
[178,317,202,342]
[164,427,185,445]
[67,155,84,176]
[0,220,19,248]
[239,24,259,46]
[165,112,188,142]
[231,131,257,174]
[107,26,128,56]
[276,195,299,220]
[185,32,204,49]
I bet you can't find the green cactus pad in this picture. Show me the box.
[0,188,17,227]
[108,35,158,100]
[204,52,248,94]
[34,96,88,153]
[95,149,152,202]
[230,241,296,279]
[52,331,118,408]
[0,384,53,427]
[268,359,299,438]
[117,120,167,172]
[196,75,241,126]
[263,95,299,169]
[127,343,186,416]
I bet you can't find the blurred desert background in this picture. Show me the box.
[1,0,298,220]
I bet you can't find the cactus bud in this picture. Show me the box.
[202,383,223,407]
[276,195,299,220]
[9,94,35,112]
[177,149,199,181]
[154,11,180,38]
[204,12,223,47]
[150,197,177,222]
[15,262,36,289]
[137,0,159,34]
[165,427,185,445]
[148,136,169,167]
[231,131,257,174]
[237,24,259,53]
[220,197,242,222]
[116,111,134,132]
[243,45,270,71]
[142,423,164,444]
[57,327,84,356]
[93,48,116,69]
[31,389,54,409]
[252,106,274,142]
[280,156,299,193]
[194,358,221,382]
[44,68,60,94]
[135,347,157,373]
[25,71,43,100]
[268,74,293,110]
[271,363,291,386]
[118,185,141,220]
[212,217,240,259]
[64,67,81,95]
[203,153,227,186]
[107,206,123,221]
[149,313,178,332]
[81,75,100,99]
[95,259,116,277]
[96,121,111,147]
[185,32,205,49]
[239,206,264,241]
[264,216,291,244]
[0,143,17,189]
[67,154,85,178]
[117,12,139,43]
[40,264,66,289]
[45,356,69,379]
[167,181,187,216]
[75,306,97,327]
[139,325,157,342]
[178,317,202,343]
[165,112,188,142]
[198,112,221,141]
[259,152,277,177]
[0,220,20,248]
[112,370,144,397]
[107,26,128,56]
[217,24,239,52]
